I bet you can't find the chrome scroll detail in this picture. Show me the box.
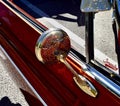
[81,0,111,12]
[35,28,98,97]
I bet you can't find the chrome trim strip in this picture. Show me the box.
[2,0,120,98]
[1,0,46,34]
[87,65,120,97]
[69,51,120,98]
[0,45,48,106]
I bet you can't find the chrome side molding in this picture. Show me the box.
[69,51,120,98]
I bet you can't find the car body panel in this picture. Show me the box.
[0,0,120,105]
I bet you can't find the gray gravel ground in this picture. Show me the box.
[0,47,29,106]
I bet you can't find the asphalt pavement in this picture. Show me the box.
[0,46,29,106]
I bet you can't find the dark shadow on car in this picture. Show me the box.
[20,89,43,106]
[13,0,85,26]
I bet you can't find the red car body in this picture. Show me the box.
[0,0,120,106]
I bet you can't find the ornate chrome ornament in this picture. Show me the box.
[35,28,98,97]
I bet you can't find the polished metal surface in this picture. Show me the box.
[35,28,70,63]
[35,28,98,97]
[1,0,46,35]
[81,0,111,12]
[73,75,98,97]
[69,51,120,98]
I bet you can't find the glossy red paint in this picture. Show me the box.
[0,1,120,106]
[103,58,118,71]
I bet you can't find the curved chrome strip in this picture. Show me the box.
[0,45,47,106]
[88,65,120,97]
[1,0,46,34]
[2,0,120,98]
[69,51,120,98]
